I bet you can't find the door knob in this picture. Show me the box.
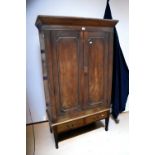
[89,40,93,44]
[81,27,86,31]
[88,39,93,45]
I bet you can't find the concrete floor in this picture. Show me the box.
[27,112,129,155]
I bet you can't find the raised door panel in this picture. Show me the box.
[84,31,109,109]
[58,38,78,110]
[51,30,84,118]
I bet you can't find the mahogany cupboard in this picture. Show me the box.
[35,16,118,148]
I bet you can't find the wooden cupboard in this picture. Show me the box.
[35,16,118,148]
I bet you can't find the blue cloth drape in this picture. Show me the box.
[104,0,129,119]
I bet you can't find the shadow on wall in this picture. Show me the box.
[26,44,47,124]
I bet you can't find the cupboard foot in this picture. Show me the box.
[53,130,59,149]
[105,116,109,131]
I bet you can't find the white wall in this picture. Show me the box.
[26,0,129,124]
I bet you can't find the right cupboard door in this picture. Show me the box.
[84,31,113,110]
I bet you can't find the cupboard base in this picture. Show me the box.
[51,110,110,149]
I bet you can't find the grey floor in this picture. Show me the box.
[27,112,129,155]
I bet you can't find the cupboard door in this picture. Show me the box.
[84,31,110,109]
[47,30,84,118]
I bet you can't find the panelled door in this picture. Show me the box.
[83,31,110,109]
[48,30,85,117]
[45,28,112,120]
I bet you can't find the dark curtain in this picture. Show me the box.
[104,0,129,119]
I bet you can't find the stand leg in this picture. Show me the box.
[105,116,109,131]
[53,130,59,149]
[50,127,52,133]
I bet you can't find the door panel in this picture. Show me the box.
[51,30,84,116]
[57,37,79,110]
[84,31,109,109]
[88,37,105,104]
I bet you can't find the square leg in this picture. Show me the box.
[53,127,59,149]
[105,116,110,131]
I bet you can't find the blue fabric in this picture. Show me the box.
[104,0,129,119]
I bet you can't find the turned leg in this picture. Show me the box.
[105,116,110,131]
[53,130,59,149]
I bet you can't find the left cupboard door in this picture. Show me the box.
[44,30,84,121]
